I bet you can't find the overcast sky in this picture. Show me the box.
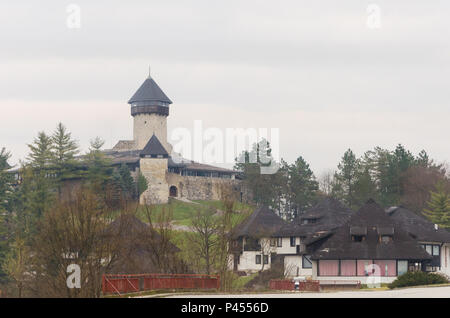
[1,1,449,175]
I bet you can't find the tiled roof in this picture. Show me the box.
[128,76,172,104]
[232,206,286,239]
[277,197,354,237]
[386,206,450,243]
[310,200,432,261]
[140,134,169,157]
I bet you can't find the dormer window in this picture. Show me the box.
[352,235,365,242]
[301,218,318,225]
[378,227,394,243]
[350,226,367,242]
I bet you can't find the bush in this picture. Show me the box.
[388,271,448,289]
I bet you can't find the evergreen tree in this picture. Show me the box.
[51,123,80,184]
[0,148,14,282]
[137,171,148,198]
[118,163,136,199]
[332,149,360,209]
[27,132,53,168]
[85,137,112,192]
[416,150,430,167]
[423,181,450,229]
[0,148,14,213]
[22,132,56,220]
[286,156,319,216]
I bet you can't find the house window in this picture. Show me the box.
[340,260,356,276]
[263,255,269,265]
[302,255,312,269]
[352,235,365,242]
[318,260,339,276]
[255,255,261,264]
[374,260,397,277]
[270,238,276,247]
[433,245,440,256]
[397,260,408,276]
[425,245,432,255]
[277,237,282,247]
[357,260,373,276]
[290,237,296,247]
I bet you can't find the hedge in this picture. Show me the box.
[388,271,448,289]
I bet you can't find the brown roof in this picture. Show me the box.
[387,206,450,243]
[277,197,354,237]
[311,199,432,261]
[232,206,286,239]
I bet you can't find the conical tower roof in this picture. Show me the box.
[128,76,172,104]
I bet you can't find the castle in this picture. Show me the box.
[105,72,241,204]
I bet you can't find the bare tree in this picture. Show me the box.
[141,204,187,273]
[318,169,335,196]
[27,187,122,297]
[187,207,220,275]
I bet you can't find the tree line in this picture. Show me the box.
[235,140,450,227]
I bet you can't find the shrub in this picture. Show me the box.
[388,271,448,289]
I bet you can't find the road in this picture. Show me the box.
[165,286,450,298]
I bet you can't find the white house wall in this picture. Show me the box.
[439,243,450,276]
[284,255,313,278]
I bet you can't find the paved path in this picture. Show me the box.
[165,286,450,298]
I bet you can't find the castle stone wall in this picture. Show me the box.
[167,173,241,201]
[140,158,169,204]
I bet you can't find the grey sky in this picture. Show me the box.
[1,1,449,175]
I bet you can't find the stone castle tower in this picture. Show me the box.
[128,73,173,204]
[128,73,172,153]
[111,71,241,205]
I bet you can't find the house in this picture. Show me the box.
[386,206,450,276]
[228,198,353,275]
[229,206,287,273]
[276,197,354,278]
[309,199,432,284]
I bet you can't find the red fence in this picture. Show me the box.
[102,274,220,296]
[269,279,320,292]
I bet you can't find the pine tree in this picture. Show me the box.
[85,137,112,192]
[51,123,80,181]
[286,156,318,215]
[137,171,148,198]
[24,132,56,219]
[423,181,450,229]
[27,132,53,168]
[118,163,136,199]
[0,148,14,282]
[0,148,14,213]
[332,149,360,209]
